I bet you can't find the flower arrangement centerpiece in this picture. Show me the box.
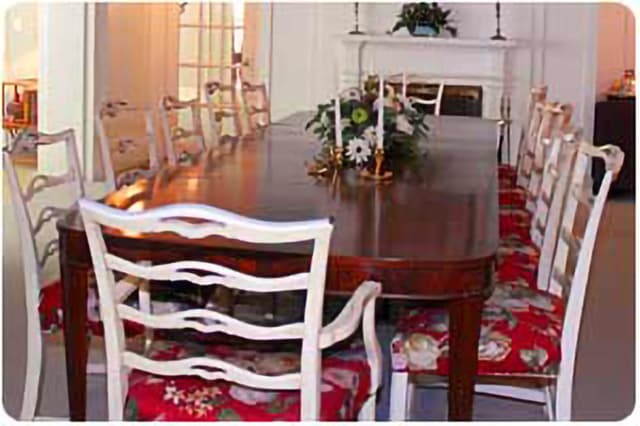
[305,75,429,177]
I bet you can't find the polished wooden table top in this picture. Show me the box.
[62,113,499,266]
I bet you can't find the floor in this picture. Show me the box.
[2,164,635,421]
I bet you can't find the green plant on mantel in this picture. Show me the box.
[391,2,458,37]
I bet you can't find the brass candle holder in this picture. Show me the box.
[306,145,344,177]
[360,147,393,181]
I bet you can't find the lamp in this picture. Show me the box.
[491,2,506,41]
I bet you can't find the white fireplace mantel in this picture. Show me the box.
[335,34,518,120]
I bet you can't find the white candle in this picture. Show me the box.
[402,72,407,99]
[334,97,342,148]
[377,76,384,150]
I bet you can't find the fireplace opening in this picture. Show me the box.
[390,83,483,117]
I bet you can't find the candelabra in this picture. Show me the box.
[491,2,507,41]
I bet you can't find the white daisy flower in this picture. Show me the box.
[346,136,372,166]
[396,114,414,134]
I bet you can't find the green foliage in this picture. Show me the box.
[305,78,429,171]
[391,2,458,37]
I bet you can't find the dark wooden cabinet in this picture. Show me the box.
[592,98,635,197]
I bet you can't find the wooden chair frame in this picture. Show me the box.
[388,73,445,116]
[79,200,382,421]
[203,80,242,145]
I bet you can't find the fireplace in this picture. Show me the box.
[337,35,516,121]
[390,83,483,117]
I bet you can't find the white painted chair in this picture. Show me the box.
[241,81,271,132]
[158,95,206,166]
[79,199,382,421]
[3,129,153,420]
[96,100,160,192]
[513,86,549,188]
[389,140,624,421]
[203,81,242,145]
[388,73,445,116]
[515,85,549,182]
[3,129,84,420]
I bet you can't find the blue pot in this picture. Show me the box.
[411,25,437,37]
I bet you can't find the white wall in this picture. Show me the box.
[3,3,38,80]
[271,2,600,153]
[37,3,88,175]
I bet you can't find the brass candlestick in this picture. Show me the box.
[360,147,393,181]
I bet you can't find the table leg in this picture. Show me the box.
[61,260,89,421]
[447,296,483,421]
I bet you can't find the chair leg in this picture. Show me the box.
[390,371,414,420]
[357,393,377,420]
[543,384,554,420]
[555,373,572,420]
[20,317,42,420]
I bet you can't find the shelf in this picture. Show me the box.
[337,34,518,49]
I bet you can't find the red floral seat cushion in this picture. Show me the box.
[499,209,532,241]
[497,164,517,189]
[499,187,528,210]
[496,242,540,289]
[391,282,563,376]
[38,281,145,337]
[124,339,372,421]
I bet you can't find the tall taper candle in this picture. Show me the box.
[377,76,384,149]
[334,97,343,148]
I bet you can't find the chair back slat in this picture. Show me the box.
[105,254,309,292]
[515,85,548,173]
[531,130,578,291]
[79,199,334,420]
[204,80,242,144]
[121,352,301,390]
[117,304,304,340]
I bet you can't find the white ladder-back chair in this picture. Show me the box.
[203,81,242,145]
[530,131,579,292]
[158,96,206,166]
[389,141,624,421]
[545,142,624,418]
[388,73,445,116]
[96,100,160,192]
[514,86,548,177]
[241,81,271,132]
[524,103,574,214]
[3,129,153,420]
[3,129,84,420]
[79,200,382,421]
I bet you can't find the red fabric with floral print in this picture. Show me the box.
[38,281,145,337]
[123,339,372,421]
[391,282,563,376]
[499,209,533,241]
[498,164,517,189]
[499,187,528,209]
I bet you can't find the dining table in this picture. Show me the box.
[57,112,499,421]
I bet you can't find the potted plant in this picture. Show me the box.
[391,3,458,37]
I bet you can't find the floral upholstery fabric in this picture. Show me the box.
[124,339,372,421]
[499,187,528,210]
[499,209,532,241]
[496,242,540,289]
[391,282,563,376]
[38,280,144,337]
[498,164,517,189]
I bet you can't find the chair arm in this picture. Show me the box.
[319,281,381,349]
[319,281,383,393]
